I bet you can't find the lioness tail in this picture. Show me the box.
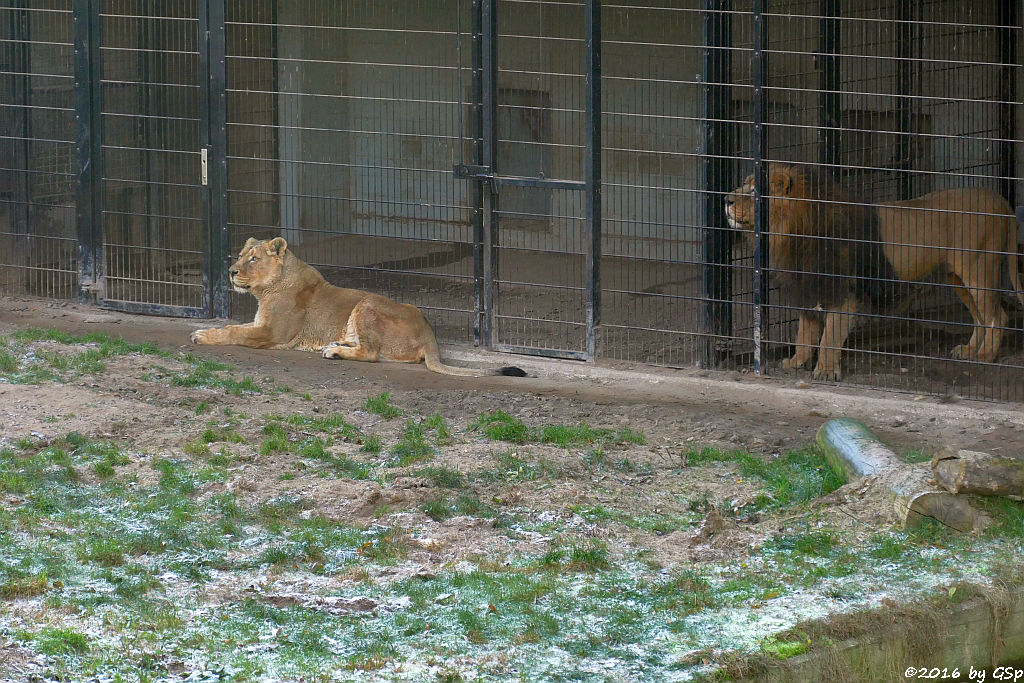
[422,341,526,377]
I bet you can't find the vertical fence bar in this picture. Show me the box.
[751,0,768,375]
[480,0,498,349]
[206,0,229,317]
[701,0,733,368]
[818,0,839,171]
[999,1,1018,209]
[584,0,601,361]
[896,0,917,198]
[9,0,30,243]
[471,0,484,345]
[74,0,102,301]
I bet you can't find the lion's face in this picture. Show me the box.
[724,166,797,238]
[724,173,756,231]
[228,237,288,294]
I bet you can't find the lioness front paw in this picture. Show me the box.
[191,328,213,344]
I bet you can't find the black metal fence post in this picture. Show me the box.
[896,0,918,199]
[471,0,484,346]
[73,0,102,302]
[584,0,602,361]
[700,0,734,369]
[480,0,498,349]
[999,1,1018,209]
[751,0,768,375]
[818,0,840,171]
[206,0,229,318]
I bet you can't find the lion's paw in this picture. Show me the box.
[191,329,211,344]
[950,344,974,361]
[812,363,842,382]
[322,342,342,359]
[781,355,811,371]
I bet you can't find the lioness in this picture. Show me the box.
[191,237,526,377]
[725,164,1024,380]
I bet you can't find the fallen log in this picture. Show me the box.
[816,418,979,532]
[931,449,1024,498]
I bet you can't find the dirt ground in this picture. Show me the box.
[2,295,1021,461]
[2,294,1024,680]
[2,294,1023,570]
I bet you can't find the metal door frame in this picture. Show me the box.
[72,0,228,319]
[458,0,602,361]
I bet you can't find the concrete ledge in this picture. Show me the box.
[745,585,1024,682]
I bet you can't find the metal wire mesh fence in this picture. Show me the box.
[224,0,480,344]
[0,1,77,299]
[2,0,1023,401]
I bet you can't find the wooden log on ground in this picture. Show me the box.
[817,418,979,532]
[931,449,1024,498]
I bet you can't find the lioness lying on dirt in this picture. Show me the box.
[191,237,526,377]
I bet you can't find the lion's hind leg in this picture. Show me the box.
[321,300,381,363]
[781,313,823,370]
[946,272,986,361]
[950,263,1007,363]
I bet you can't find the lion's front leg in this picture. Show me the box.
[191,323,278,349]
[812,296,859,381]
[781,313,822,370]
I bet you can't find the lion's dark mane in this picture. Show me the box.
[769,166,896,316]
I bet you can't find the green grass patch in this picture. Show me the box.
[685,446,842,510]
[0,329,163,385]
[29,626,90,656]
[471,411,646,449]
[284,413,362,442]
[261,423,291,455]
[363,392,401,418]
[470,410,530,443]
[360,434,383,454]
[389,419,435,466]
[421,494,496,521]
[413,466,465,489]
[539,541,611,573]
[424,413,452,444]
[476,449,555,483]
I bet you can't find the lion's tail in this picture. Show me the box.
[422,340,526,377]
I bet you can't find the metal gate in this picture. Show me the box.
[459,0,601,360]
[74,0,226,318]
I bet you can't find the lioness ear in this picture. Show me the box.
[267,237,288,256]
[769,167,793,195]
[242,237,259,254]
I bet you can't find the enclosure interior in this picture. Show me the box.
[2,0,1023,400]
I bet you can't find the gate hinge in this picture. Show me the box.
[80,279,104,298]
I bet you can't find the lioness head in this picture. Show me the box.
[723,165,796,235]
[228,237,288,293]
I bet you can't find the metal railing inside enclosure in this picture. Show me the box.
[1,0,1022,402]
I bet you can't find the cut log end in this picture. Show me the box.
[931,449,1024,499]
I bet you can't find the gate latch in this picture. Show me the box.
[453,164,497,192]
[200,148,209,186]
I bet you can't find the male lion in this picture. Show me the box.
[725,164,1024,380]
[191,237,526,377]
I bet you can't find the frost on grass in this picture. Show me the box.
[0,331,1022,681]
